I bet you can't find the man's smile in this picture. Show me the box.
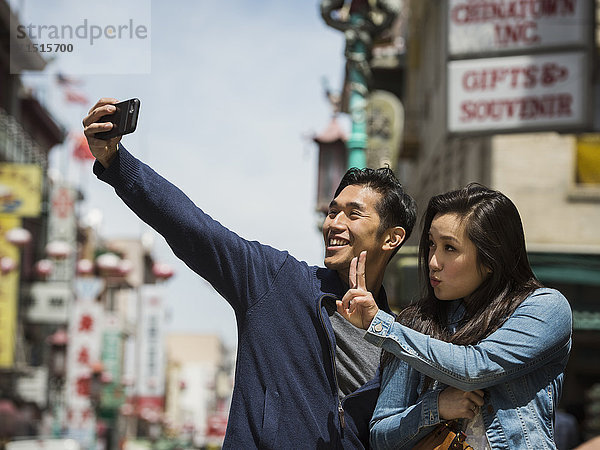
[327,236,350,248]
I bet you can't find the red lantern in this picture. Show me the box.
[46,328,68,346]
[121,376,135,387]
[118,259,133,276]
[90,361,104,375]
[76,259,94,275]
[141,408,160,423]
[34,259,54,278]
[45,241,72,259]
[120,403,135,417]
[5,228,32,247]
[101,371,113,384]
[0,256,16,274]
[152,262,174,280]
[95,253,120,273]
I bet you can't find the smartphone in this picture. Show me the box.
[95,98,140,140]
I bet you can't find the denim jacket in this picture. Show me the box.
[365,288,572,450]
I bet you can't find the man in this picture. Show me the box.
[83,98,417,448]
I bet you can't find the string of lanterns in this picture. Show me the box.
[2,227,174,281]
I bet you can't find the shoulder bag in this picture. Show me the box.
[412,420,473,450]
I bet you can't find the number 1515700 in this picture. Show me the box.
[27,43,73,53]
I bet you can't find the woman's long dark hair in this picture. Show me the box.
[383,184,543,368]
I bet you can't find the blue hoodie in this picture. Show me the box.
[94,145,391,448]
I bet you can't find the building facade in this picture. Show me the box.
[0,0,66,444]
[164,334,232,448]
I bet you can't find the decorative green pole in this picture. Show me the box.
[321,0,399,169]
[346,11,369,169]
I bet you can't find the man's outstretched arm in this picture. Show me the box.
[82,98,290,314]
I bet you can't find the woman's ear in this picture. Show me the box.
[383,226,406,252]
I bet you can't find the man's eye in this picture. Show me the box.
[328,210,337,218]
[445,245,455,252]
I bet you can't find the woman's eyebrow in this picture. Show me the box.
[439,235,460,244]
[429,232,460,244]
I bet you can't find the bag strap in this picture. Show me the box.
[446,422,473,450]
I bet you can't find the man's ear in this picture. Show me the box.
[382,226,406,252]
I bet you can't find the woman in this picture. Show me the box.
[337,184,572,449]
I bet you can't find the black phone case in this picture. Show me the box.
[95,98,140,140]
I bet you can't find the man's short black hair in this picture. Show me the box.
[334,167,417,255]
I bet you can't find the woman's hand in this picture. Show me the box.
[336,251,380,330]
[82,98,123,168]
[439,386,485,420]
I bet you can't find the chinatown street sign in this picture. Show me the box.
[448,0,590,56]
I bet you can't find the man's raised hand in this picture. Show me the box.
[82,98,122,168]
[336,251,380,330]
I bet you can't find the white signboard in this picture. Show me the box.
[448,0,589,55]
[47,184,77,282]
[65,278,104,449]
[16,367,48,407]
[138,285,166,400]
[448,52,587,132]
[25,282,72,324]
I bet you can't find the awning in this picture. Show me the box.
[572,311,600,330]
[529,253,600,287]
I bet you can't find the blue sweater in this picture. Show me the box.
[94,145,391,448]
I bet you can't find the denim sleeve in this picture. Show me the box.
[365,288,572,391]
[94,145,289,313]
[370,357,443,449]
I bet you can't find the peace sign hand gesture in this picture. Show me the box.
[336,251,380,330]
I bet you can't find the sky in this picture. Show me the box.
[14,0,348,349]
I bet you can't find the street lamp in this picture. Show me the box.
[320,0,401,169]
